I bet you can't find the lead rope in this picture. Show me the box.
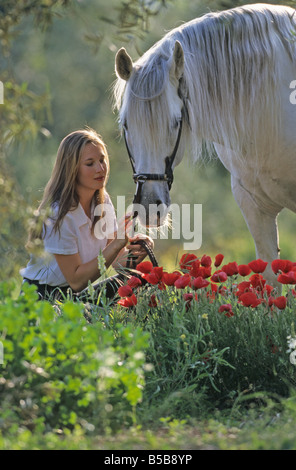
[126,239,158,269]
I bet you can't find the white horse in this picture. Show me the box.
[114,3,296,282]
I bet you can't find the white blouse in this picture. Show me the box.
[20,194,118,287]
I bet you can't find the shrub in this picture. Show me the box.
[0,281,149,434]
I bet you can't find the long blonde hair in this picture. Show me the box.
[27,128,110,250]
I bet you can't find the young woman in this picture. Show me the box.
[20,128,153,301]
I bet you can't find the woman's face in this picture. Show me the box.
[76,142,108,195]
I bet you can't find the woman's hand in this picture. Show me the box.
[126,233,154,265]
[113,213,134,249]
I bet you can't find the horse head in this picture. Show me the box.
[115,41,187,227]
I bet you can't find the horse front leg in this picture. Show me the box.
[231,176,282,288]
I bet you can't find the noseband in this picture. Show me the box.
[123,117,183,207]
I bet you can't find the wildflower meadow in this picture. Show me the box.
[1,251,296,449]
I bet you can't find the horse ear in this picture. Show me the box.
[170,41,184,81]
[115,47,134,81]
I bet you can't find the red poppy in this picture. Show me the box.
[273,296,287,310]
[188,259,201,277]
[162,271,181,286]
[174,273,192,289]
[183,292,198,310]
[118,293,137,307]
[248,259,268,273]
[218,304,234,317]
[210,271,228,283]
[142,266,163,285]
[201,255,212,267]
[271,259,294,274]
[263,284,274,296]
[277,271,296,285]
[268,296,275,307]
[221,262,239,276]
[118,285,133,297]
[239,292,262,307]
[148,294,157,308]
[183,293,193,302]
[179,253,198,271]
[136,261,153,274]
[127,276,142,288]
[235,281,252,297]
[238,264,252,277]
[191,276,210,290]
[249,273,266,290]
[214,254,224,267]
[191,265,212,279]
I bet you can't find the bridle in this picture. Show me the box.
[123,115,183,208]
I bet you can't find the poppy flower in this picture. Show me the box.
[271,259,294,274]
[201,255,212,267]
[214,254,224,267]
[277,271,296,285]
[118,293,137,307]
[218,304,234,317]
[221,262,239,276]
[179,253,198,271]
[191,265,212,279]
[148,294,157,308]
[183,292,198,310]
[191,276,210,289]
[273,296,287,310]
[162,271,181,286]
[268,296,275,307]
[235,281,252,297]
[188,259,201,277]
[249,273,266,290]
[239,292,262,307]
[248,259,268,273]
[238,264,252,277]
[142,266,163,285]
[210,271,228,283]
[136,260,153,274]
[263,284,274,296]
[127,276,142,288]
[118,285,133,297]
[183,293,193,300]
[174,273,192,289]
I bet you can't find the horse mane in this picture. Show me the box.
[113,4,296,161]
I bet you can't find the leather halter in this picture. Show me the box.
[123,116,183,207]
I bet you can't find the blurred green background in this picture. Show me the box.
[1,0,296,284]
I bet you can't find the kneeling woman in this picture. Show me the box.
[20,128,153,301]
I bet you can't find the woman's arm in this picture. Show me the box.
[54,214,132,292]
[54,236,127,292]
